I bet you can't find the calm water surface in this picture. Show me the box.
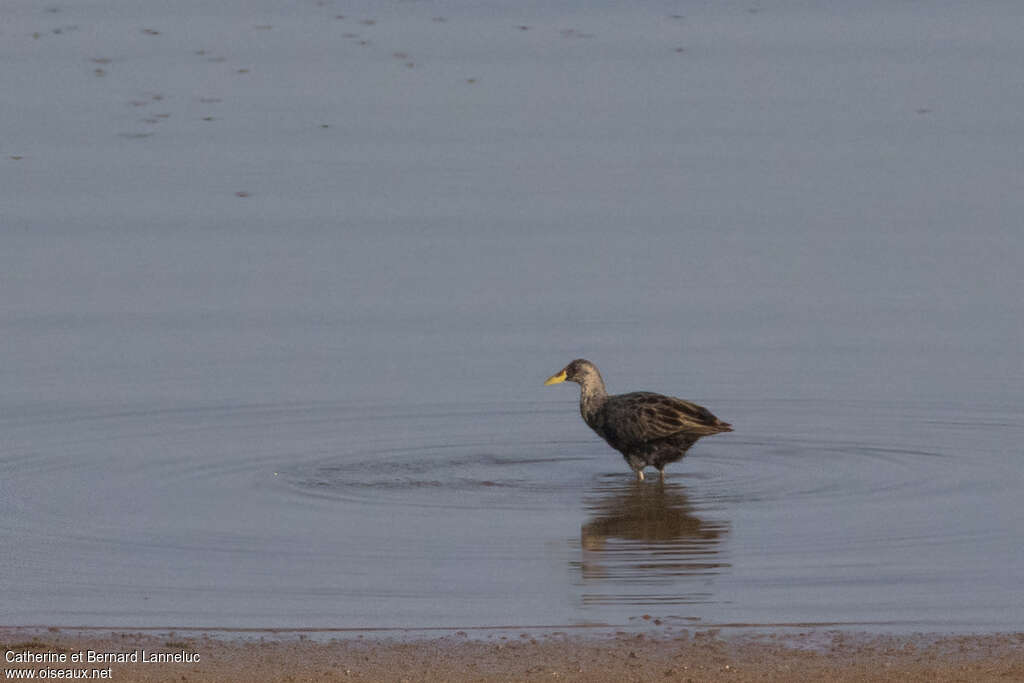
[2,0,1022,633]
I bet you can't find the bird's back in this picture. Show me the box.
[591,391,732,452]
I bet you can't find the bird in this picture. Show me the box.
[544,359,732,480]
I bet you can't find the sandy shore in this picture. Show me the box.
[2,628,1021,682]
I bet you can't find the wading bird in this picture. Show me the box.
[544,359,732,480]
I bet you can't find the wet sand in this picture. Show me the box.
[3,629,1021,682]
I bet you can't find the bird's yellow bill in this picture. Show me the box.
[544,370,567,386]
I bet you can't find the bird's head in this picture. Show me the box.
[544,358,599,387]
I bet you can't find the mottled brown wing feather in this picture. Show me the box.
[600,392,731,446]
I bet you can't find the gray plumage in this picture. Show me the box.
[545,359,732,480]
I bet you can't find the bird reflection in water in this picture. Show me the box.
[576,479,729,605]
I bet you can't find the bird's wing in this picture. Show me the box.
[603,392,730,443]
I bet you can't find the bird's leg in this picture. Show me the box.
[658,468,666,482]
[635,469,645,481]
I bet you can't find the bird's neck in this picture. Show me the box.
[578,376,608,424]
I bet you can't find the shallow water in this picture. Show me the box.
[3,391,1021,631]
[2,0,1022,633]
